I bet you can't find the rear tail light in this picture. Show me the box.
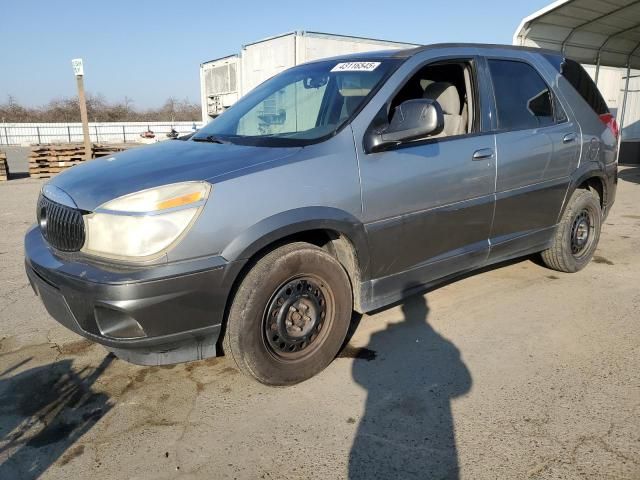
[600,113,619,139]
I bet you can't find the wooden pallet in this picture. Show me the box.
[29,173,54,179]
[93,144,128,158]
[0,151,8,181]
[28,143,129,178]
[28,160,83,167]
[29,157,84,163]
[28,144,88,173]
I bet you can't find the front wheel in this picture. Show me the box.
[540,189,602,273]
[224,242,353,385]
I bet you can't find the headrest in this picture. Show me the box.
[422,82,460,115]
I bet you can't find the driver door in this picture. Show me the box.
[350,52,496,299]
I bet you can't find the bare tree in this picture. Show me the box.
[0,94,201,123]
[123,96,134,115]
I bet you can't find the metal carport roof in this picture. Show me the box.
[514,0,640,159]
[514,0,640,69]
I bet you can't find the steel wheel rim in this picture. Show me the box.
[570,208,595,258]
[262,275,334,361]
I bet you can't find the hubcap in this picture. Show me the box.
[571,209,593,257]
[263,277,330,358]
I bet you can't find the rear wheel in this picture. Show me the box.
[540,189,602,273]
[224,242,352,385]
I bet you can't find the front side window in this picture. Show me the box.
[194,59,399,147]
[488,59,555,131]
[385,60,476,139]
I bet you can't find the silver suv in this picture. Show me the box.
[25,44,618,385]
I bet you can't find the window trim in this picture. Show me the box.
[363,55,484,154]
[484,56,569,135]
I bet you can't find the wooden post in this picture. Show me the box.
[76,75,92,160]
[72,58,92,160]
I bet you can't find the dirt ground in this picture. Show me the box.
[1,156,639,479]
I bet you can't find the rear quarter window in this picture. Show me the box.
[544,55,609,116]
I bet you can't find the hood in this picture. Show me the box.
[48,140,301,210]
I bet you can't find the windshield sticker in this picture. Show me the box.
[331,62,381,72]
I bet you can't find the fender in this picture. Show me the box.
[556,162,609,223]
[221,206,371,279]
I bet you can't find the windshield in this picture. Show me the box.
[193,59,399,147]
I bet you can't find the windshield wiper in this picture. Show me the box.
[192,135,232,144]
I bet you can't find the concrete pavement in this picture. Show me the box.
[1,166,639,479]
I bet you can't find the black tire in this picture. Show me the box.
[540,188,602,273]
[224,242,352,385]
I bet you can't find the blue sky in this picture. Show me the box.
[1,0,551,108]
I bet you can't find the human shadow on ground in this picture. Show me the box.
[0,354,114,479]
[349,287,472,479]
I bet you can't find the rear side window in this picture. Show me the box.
[559,58,609,115]
[488,59,555,131]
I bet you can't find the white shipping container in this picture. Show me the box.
[200,31,416,122]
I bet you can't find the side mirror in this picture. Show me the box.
[366,99,444,152]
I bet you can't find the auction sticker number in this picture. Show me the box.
[331,62,381,72]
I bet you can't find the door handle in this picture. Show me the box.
[563,133,577,143]
[472,148,494,160]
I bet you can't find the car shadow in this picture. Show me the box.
[348,286,472,479]
[618,166,640,185]
[0,354,114,479]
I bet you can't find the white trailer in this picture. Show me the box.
[199,55,240,122]
[200,31,416,122]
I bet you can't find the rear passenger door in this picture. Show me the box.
[485,56,580,260]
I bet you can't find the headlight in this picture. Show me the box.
[82,181,211,261]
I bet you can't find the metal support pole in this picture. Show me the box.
[94,125,99,143]
[37,127,41,145]
[67,126,71,143]
[4,126,8,146]
[617,64,631,163]
[123,125,126,143]
[594,54,601,86]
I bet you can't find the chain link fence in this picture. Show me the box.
[0,121,205,146]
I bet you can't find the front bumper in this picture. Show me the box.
[24,226,241,365]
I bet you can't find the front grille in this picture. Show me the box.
[37,195,86,252]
